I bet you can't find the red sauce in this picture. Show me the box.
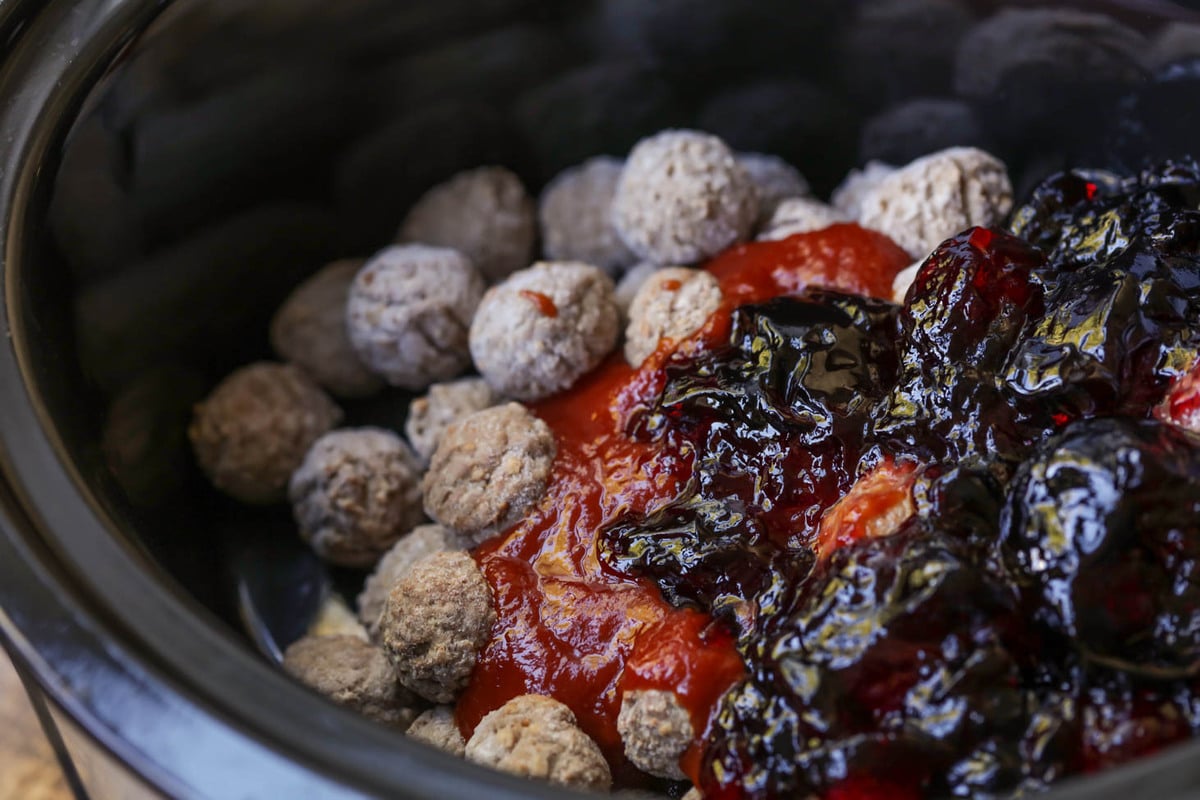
[458,225,912,784]
[519,289,559,318]
[815,459,918,561]
[1156,358,1200,433]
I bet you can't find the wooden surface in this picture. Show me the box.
[0,654,71,800]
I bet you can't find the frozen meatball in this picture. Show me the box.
[612,130,758,265]
[954,10,1145,146]
[289,428,424,569]
[892,261,923,305]
[379,550,495,703]
[407,706,466,757]
[858,147,1013,259]
[398,166,536,282]
[736,152,810,222]
[615,262,664,320]
[625,268,723,367]
[538,157,638,275]
[465,695,612,791]
[756,197,849,241]
[831,160,896,219]
[346,245,484,390]
[859,98,988,166]
[358,523,457,635]
[269,259,383,399]
[838,0,976,107]
[469,262,619,401]
[955,9,1145,101]
[405,377,498,465]
[423,403,556,544]
[189,362,342,505]
[617,690,693,781]
[282,634,416,729]
[309,594,369,642]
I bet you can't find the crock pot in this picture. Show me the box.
[4,0,1200,797]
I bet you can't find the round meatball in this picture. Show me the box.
[830,160,896,219]
[625,268,723,367]
[891,260,923,305]
[398,166,536,282]
[269,259,383,398]
[756,197,849,241]
[358,523,457,635]
[189,362,342,504]
[538,157,638,275]
[289,428,424,568]
[954,9,1145,101]
[465,695,612,791]
[617,690,694,781]
[407,706,466,757]
[859,98,988,166]
[379,550,495,703]
[423,403,556,544]
[615,262,665,321]
[612,130,758,265]
[736,152,810,223]
[282,634,416,729]
[309,594,369,642]
[469,262,619,401]
[858,147,1013,259]
[405,377,498,465]
[346,245,485,390]
[102,366,207,509]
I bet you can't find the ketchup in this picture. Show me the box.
[457,225,911,785]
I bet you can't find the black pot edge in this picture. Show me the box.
[0,0,1199,798]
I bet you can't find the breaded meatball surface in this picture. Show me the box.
[617,690,694,780]
[379,551,495,703]
[282,634,416,729]
[612,130,758,265]
[398,166,536,282]
[346,244,484,390]
[269,259,383,398]
[830,160,896,219]
[469,262,619,401]
[407,706,467,757]
[858,146,1013,258]
[189,362,342,504]
[614,262,665,321]
[736,152,810,222]
[405,377,498,465]
[625,267,723,367]
[288,428,424,568]
[891,260,924,305]
[309,594,369,641]
[756,197,849,241]
[538,157,637,275]
[358,523,457,635]
[422,403,556,544]
[465,695,612,791]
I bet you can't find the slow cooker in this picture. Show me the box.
[5,0,1200,797]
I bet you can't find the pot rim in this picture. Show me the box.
[1,1,1200,798]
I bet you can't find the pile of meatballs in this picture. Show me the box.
[186,128,1014,794]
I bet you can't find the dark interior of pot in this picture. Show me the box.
[21,0,1200,796]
